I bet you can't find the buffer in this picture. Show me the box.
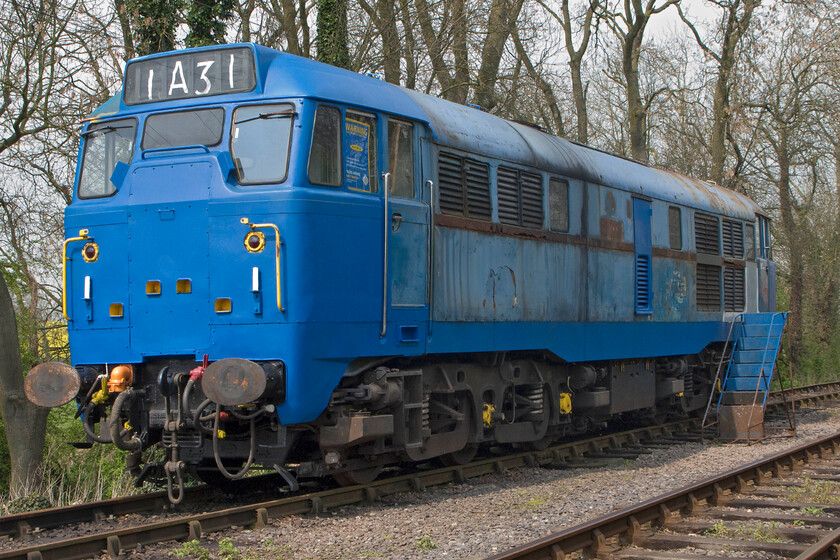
[701,312,790,441]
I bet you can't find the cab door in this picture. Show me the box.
[385,119,428,350]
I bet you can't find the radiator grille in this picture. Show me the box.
[438,152,464,216]
[497,166,544,227]
[437,152,491,219]
[694,213,720,255]
[497,166,520,225]
[697,263,721,312]
[520,171,544,228]
[722,219,744,258]
[635,254,651,312]
[723,267,745,311]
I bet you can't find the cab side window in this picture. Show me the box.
[308,105,341,186]
[388,120,414,198]
[345,110,379,193]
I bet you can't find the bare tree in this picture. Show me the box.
[678,0,760,187]
[537,0,599,143]
[742,8,834,368]
[600,0,679,163]
[0,0,83,493]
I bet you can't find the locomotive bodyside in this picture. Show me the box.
[27,43,776,497]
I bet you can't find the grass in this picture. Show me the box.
[170,540,209,560]
[0,441,140,513]
[785,477,840,505]
[703,522,782,543]
[416,535,437,550]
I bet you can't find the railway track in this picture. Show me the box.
[485,429,840,560]
[0,420,701,560]
[2,381,838,560]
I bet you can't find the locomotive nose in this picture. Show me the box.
[24,362,80,408]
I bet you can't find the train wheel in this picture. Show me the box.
[439,443,478,466]
[521,435,554,451]
[333,464,383,486]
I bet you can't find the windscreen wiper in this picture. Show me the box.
[234,109,296,125]
[81,124,134,137]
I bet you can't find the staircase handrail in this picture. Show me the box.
[700,313,743,433]
[756,312,787,408]
[746,311,787,441]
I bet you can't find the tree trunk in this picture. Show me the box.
[623,24,648,163]
[316,0,349,68]
[709,0,757,186]
[378,0,401,85]
[399,0,417,89]
[776,126,803,368]
[280,0,302,55]
[113,0,136,59]
[558,0,595,143]
[512,31,564,135]
[0,270,48,494]
[474,0,525,111]
[569,60,588,143]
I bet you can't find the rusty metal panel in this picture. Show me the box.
[586,250,635,322]
[718,404,765,440]
[433,226,585,323]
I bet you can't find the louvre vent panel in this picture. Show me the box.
[497,167,520,225]
[464,159,491,219]
[723,267,745,312]
[520,172,544,228]
[694,213,720,255]
[635,255,651,310]
[722,219,744,258]
[437,152,464,216]
[697,263,721,312]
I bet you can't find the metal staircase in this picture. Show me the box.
[701,312,790,441]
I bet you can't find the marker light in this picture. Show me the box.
[146,281,161,295]
[244,231,265,252]
[176,279,192,294]
[82,242,99,262]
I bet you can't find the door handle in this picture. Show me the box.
[391,213,403,232]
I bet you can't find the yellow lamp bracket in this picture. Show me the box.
[240,218,284,312]
[62,229,91,321]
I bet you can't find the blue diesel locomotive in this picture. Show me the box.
[25,43,776,500]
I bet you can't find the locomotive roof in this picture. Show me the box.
[93,43,762,220]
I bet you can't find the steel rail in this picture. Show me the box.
[2,380,838,558]
[484,430,840,560]
[0,420,701,560]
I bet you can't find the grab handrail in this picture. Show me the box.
[62,229,91,321]
[240,218,284,312]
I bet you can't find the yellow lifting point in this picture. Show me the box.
[91,377,108,405]
[558,393,573,415]
[482,403,495,428]
[217,430,227,439]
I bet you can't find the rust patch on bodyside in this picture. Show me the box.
[605,192,616,215]
[652,247,696,262]
[436,214,587,246]
[600,216,624,243]
[627,199,633,218]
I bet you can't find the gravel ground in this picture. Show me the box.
[123,405,838,560]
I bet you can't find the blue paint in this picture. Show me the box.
[64,43,778,427]
[633,198,652,315]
